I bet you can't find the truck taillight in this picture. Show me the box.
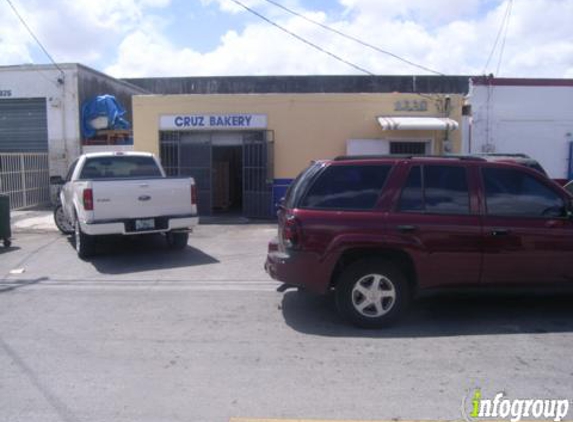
[191,184,197,205]
[83,188,93,211]
[283,216,301,249]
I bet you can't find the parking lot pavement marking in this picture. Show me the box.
[0,279,280,292]
[231,420,573,422]
[230,419,425,422]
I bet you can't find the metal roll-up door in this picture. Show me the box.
[0,98,48,152]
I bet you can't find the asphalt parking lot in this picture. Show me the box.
[1,212,572,422]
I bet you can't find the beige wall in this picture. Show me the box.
[133,93,463,179]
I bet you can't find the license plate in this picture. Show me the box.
[135,218,155,231]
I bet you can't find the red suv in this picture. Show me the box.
[265,156,573,328]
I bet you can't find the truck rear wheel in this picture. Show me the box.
[166,232,188,250]
[335,259,410,328]
[74,218,96,259]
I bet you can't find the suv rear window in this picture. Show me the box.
[79,156,163,180]
[300,165,392,210]
[399,165,470,214]
[284,162,324,209]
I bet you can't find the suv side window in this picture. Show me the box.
[300,165,391,210]
[482,167,566,218]
[399,165,470,215]
[399,166,423,211]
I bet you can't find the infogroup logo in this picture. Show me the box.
[462,389,570,422]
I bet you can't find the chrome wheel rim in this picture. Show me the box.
[351,274,396,318]
[55,207,73,233]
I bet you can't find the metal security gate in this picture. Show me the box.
[160,131,212,215]
[160,130,274,218]
[0,153,50,209]
[180,133,212,215]
[243,132,274,218]
[0,98,48,152]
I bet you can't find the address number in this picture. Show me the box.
[394,100,427,112]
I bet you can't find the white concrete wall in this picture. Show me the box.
[468,83,573,178]
[0,64,81,177]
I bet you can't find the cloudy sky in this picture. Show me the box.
[0,0,572,78]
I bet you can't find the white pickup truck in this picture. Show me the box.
[54,151,198,258]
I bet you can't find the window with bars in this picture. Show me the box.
[390,141,428,155]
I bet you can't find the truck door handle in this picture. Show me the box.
[397,225,417,233]
[491,228,510,236]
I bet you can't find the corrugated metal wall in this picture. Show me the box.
[0,98,48,152]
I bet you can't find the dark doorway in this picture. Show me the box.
[160,130,274,218]
[212,145,243,214]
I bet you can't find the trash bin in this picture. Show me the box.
[0,194,12,248]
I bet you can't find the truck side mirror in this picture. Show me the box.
[50,175,65,185]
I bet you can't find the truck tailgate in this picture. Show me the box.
[90,178,195,221]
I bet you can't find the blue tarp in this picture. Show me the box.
[81,95,130,138]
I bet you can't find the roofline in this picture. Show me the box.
[76,63,150,94]
[0,63,79,72]
[471,76,573,87]
[0,63,150,94]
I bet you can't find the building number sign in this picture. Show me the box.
[0,90,12,97]
[394,100,427,112]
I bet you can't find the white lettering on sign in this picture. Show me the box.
[160,114,267,130]
[0,90,12,97]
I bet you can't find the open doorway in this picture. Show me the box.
[159,130,273,217]
[212,143,243,215]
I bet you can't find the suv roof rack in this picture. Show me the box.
[476,153,530,158]
[333,155,487,162]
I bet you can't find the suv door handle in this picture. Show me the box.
[396,225,417,233]
[491,228,510,236]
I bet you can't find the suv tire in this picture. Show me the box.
[335,259,410,328]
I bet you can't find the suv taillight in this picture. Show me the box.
[83,188,93,211]
[191,184,197,205]
[283,216,301,249]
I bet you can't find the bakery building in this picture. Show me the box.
[130,75,469,218]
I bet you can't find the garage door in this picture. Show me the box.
[0,98,48,152]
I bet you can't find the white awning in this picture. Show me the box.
[377,117,459,131]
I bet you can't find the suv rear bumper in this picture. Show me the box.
[264,238,330,294]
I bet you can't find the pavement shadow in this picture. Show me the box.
[0,246,21,255]
[0,277,49,294]
[67,235,219,275]
[281,290,573,338]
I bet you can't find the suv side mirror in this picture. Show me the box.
[50,175,65,185]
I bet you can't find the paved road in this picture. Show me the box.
[1,225,572,422]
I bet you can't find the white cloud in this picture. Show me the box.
[1,0,572,78]
[0,0,170,66]
[339,0,483,26]
[0,3,32,65]
[106,0,573,78]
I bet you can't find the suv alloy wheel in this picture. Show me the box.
[335,259,410,328]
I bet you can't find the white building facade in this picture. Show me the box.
[0,64,146,208]
[465,77,573,180]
